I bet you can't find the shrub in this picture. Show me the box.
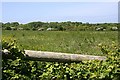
[2,39,120,80]
[5,27,12,30]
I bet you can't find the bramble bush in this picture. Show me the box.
[2,39,120,80]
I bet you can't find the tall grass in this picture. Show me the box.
[2,30,118,55]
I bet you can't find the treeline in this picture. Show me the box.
[1,21,119,31]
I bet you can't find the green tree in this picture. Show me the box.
[11,22,19,27]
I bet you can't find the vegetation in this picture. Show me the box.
[2,21,118,31]
[2,30,118,55]
[2,39,120,80]
[2,21,119,79]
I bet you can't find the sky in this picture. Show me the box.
[1,0,119,2]
[2,2,118,24]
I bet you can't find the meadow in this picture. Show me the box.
[2,30,118,56]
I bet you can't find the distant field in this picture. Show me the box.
[2,30,118,56]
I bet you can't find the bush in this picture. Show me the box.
[32,28,37,31]
[5,27,12,30]
[2,39,120,80]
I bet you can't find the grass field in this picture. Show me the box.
[2,30,118,56]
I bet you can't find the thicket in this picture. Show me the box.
[2,39,120,80]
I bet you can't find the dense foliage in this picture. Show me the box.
[2,21,118,31]
[2,39,120,80]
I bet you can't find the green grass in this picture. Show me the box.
[2,30,118,56]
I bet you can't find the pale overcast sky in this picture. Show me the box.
[2,2,118,23]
